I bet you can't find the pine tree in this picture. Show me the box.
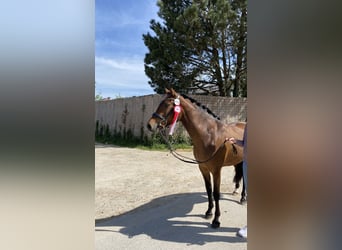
[143,0,247,97]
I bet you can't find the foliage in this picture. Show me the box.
[95,82,104,100]
[95,94,104,101]
[95,120,192,150]
[143,0,247,97]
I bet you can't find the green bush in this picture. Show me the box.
[95,121,192,150]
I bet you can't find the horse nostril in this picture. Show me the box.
[147,123,152,131]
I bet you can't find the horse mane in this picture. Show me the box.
[181,94,221,120]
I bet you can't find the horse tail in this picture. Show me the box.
[233,161,243,190]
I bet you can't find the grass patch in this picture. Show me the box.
[136,143,193,151]
[95,121,192,151]
[96,136,192,151]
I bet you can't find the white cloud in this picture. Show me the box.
[95,56,144,72]
[95,0,160,98]
[95,56,154,98]
[96,11,143,33]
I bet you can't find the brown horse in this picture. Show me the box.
[147,88,246,228]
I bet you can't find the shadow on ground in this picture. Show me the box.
[95,192,246,245]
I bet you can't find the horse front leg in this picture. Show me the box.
[212,171,222,228]
[199,166,214,219]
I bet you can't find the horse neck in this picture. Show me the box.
[179,97,216,145]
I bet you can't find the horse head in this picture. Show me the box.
[147,88,182,132]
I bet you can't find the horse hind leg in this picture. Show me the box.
[232,168,240,195]
[233,162,243,195]
[234,162,247,204]
[233,182,240,195]
[240,160,248,205]
[240,181,247,205]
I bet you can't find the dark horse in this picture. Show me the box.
[147,88,246,228]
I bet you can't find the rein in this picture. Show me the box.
[153,94,238,164]
[158,128,238,164]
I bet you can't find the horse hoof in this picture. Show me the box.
[240,197,247,205]
[211,221,220,228]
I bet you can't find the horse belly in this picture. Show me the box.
[223,146,243,166]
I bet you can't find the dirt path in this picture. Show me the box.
[95,144,247,249]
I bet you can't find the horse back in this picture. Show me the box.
[224,122,246,140]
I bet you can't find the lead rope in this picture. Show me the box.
[158,128,237,164]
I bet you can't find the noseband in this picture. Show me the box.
[152,112,168,122]
[152,109,173,129]
[152,97,178,129]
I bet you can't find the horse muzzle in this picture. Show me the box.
[147,118,158,132]
[147,117,167,132]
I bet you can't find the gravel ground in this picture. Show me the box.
[95,143,247,249]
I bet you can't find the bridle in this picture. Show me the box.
[152,98,177,129]
[152,110,173,129]
[152,96,237,164]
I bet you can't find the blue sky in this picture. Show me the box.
[95,0,160,98]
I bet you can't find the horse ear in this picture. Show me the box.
[170,88,177,97]
[165,88,170,94]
